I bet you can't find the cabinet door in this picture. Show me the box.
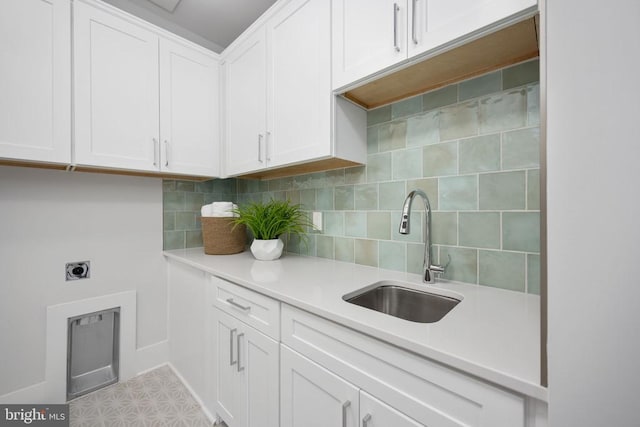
[159,39,219,177]
[281,345,359,427]
[408,0,536,57]
[223,28,267,176]
[239,322,279,427]
[0,0,71,163]
[74,1,159,171]
[332,0,407,90]
[213,309,243,427]
[267,0,332,169]
[360,391,424,427]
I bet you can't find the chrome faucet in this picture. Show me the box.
[399,190,447,283]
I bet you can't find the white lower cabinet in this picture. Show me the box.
[281,304,527,427]
[203,275,539,427]
[211,278,279,427]
[281,345,424,427]
[281,345,359,427]
[360,390,424,427]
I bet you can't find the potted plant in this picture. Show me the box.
[232,199,313,260]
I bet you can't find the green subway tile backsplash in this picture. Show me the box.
[439,100,479,141]
[479,250,526,292]
[439,175,478,210]
[162,178,236,251]
[367,212,391,240]
[407,111,440,147]
[355,239,378,267]
[163,59,541,293]
[458,134,501,174]
[422,85,458,111]
[479,89,527,134]
[479,171,527,210]
[378,121,407,152]
[392,96,422,119]
[503,59,540,90]
[379,241,406,272]
[335,237,355,263]
[423,142,457,177]
[459,71,502,101]
[459,212,500,249]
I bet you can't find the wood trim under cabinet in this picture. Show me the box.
[0,159,213,181]
[342,17,540,110]
[236,157,362,180]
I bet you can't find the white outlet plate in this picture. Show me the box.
[312,211,322,231]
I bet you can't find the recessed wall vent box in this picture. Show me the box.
[67,307,120,401]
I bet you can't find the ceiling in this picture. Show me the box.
[102,0,278,53]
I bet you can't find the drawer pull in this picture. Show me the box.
[342,400,351,427]
[362,413,372,427]
[229,328,237,366]
[226,298,251,312]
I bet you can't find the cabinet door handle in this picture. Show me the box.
[342,400,351,427]
[265,131,271,162]
[258,134,263,163]
[164,140,169,167]
[226,298,251,312]
[362,413,372,427]
[393,3,400,52]
[236,332,245,372]
[229,328,237,366]
[152,138,158,166]
[412,0,418,44]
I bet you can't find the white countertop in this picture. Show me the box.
[164,248,547,401]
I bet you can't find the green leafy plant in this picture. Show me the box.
[232,199,313,240]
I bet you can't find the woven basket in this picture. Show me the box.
[201,217,246,255]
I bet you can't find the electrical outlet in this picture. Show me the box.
[312,211,323,231]
[66,261,90,281]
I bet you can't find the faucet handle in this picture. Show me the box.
[429,264,445,275]
[429,254,452,275]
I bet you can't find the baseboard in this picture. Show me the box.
[1,340,170,404]
[136,340,170,374]
[0,381,47,404]
[167,362,216,424]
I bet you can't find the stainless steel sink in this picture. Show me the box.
[343,281,460,323]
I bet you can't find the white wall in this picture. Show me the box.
[0,166,168,396]
[546,1,640,425]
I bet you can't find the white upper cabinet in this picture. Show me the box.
[74,0,220,177]
[332,0,407,90]
[222,0,366,177]
[0,0,71,164]
[159,39,220,177]
[74,1,160,171]
[223,28,268,176]
[333,0,537,90]
[408,0,537,57]
[266,0,332,169]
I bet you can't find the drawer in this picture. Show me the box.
[281,304,525,427]
[210,275,280,340]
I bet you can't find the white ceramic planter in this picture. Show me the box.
[250,238,284,261]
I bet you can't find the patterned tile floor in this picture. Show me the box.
[69,365,215,426]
